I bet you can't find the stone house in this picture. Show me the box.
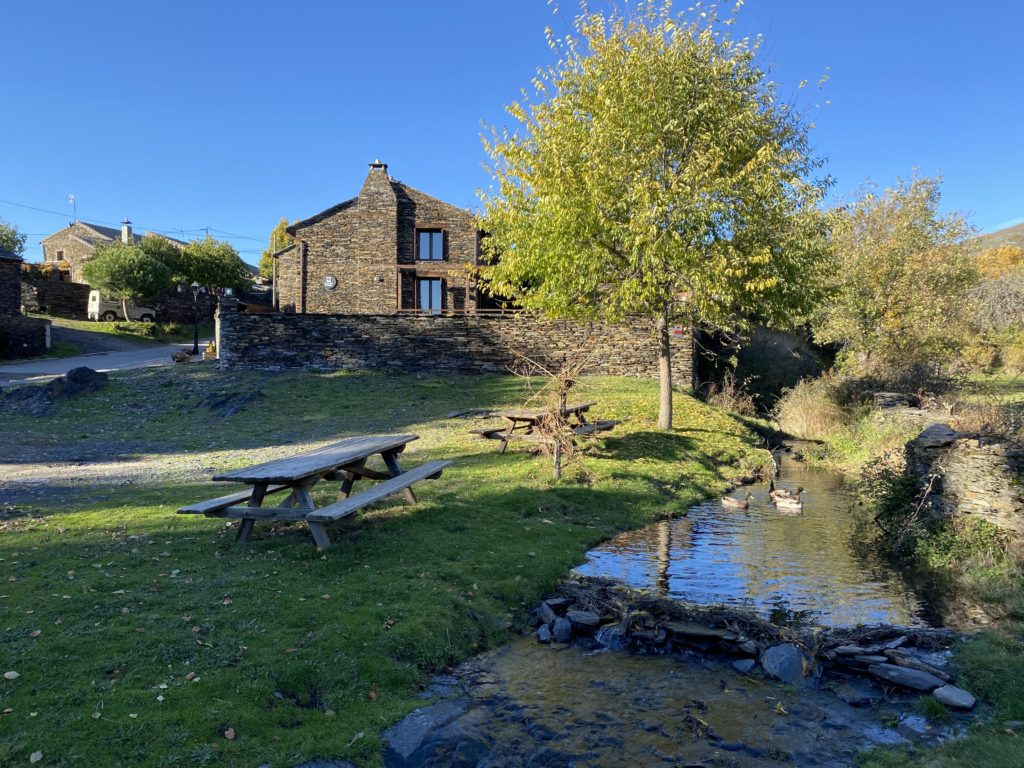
[275,161,492,315]
[40,220,184,283]
[224,161,696,386]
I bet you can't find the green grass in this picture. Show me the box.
[0,368,768,767]
[33,314,215,345]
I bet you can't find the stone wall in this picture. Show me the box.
[907,424,1024,534]
[21,275,91,318]
[0,315,50,359]
[216,298,695,386]
[150,291,217,324]
[0,257,20,316]
[20,274,216,323]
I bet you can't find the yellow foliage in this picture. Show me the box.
[977,245,1024,279]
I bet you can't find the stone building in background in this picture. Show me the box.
[40,219,184,283]
[274,161,494,315]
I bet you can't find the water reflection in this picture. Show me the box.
[576,450,933,628]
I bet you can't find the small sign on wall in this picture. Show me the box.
[670,325,685,338]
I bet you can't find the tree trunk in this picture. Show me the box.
[121,297,132,323]
[657,307,673,430]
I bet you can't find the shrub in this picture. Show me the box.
[704,371,757,416]
[113,321,158,337]
[773,376,848,440]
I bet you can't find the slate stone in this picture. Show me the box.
[760,643,806,685]
[883,649,952,682]
[932,684,976,710]
[552,617,573,644]
[537,602,558,625]
[565,610,601,632]
[731,658,756,674]
[853,655,889,665]
[868,664,943,691]
[51,366,108,397]
[536,624,552,644]
[663,621,737,641]
[292,761,355,768]
[737,640,759,656]
[832,645,868,656]
[543,597,570,613]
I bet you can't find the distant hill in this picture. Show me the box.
[977,221,1024,250]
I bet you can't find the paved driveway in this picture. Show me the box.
[0,340,213,387]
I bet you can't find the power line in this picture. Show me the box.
[0,197,268,245]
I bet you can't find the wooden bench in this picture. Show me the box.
[211,460,452,523]
[308,460,451,521]
[178,484,289,515]
[571,420,620,437]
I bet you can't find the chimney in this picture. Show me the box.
[121,218,133,244]
[368,159,388,176]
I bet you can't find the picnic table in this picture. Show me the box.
[472,401,619,454]
[177,434,451,550]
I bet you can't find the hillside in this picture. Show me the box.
[977,220,1024,250]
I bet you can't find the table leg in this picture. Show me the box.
[292,481,333,550]
[382,449,416,504]
[337,458,367,500]
[237,483,268,543]
[499,418,518,454]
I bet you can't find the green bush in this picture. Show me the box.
[112,320,159,337]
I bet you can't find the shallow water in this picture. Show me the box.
[384,639,961,768]
[576,450,933,628]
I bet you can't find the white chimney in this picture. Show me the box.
[121,218,133,244]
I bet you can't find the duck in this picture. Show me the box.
[721,491,752,510]
[773,494,804,513]
[768,480,803,504]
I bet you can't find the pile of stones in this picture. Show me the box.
[533,578,977,710]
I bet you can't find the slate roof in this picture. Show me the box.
[0,247,21,262]
[41,222,186,246]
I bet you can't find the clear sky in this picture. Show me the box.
[2,0,1022,264]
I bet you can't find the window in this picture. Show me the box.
[56,250,64,260]
[417,278,443,314]
[417,229,444,261]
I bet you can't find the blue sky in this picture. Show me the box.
[2,0,1021,264]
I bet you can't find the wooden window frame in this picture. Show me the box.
[416,277,444,314]
[416,229,445,262]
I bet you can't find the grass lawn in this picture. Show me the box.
[0,367,768,767]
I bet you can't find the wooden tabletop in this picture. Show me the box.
[493,402,597,421]
[212,434,419,484]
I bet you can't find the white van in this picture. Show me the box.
[87,290,157,322]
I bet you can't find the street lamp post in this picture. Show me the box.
[190,282,201,355]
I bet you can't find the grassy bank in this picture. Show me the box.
[0,368,767,767]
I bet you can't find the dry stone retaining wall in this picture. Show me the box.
[21,275,91,318]
[216,298,694,385]
[0,315,50,359]
[907,424,1024,534]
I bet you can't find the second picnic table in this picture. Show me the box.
[177,433,451,550]
[473,401,619,453]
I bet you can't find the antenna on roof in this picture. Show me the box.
[66,194,77,223]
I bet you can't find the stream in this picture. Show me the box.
[576,449,936,628]
[383,450,964,767]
